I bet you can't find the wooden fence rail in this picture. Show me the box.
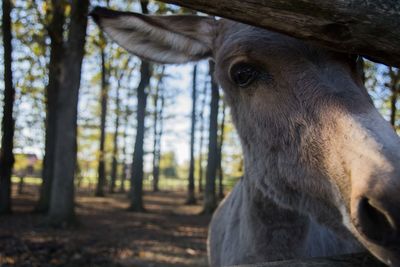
[158,0,400,68]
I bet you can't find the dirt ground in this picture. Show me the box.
[0,185,211,267]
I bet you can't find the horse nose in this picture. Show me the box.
[354,196,400,247]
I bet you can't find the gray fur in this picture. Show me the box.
[92,9,400,267]
[209,179,361,266]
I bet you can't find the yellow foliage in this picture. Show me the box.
[13,154,42,176]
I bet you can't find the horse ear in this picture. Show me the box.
[90,7,216,64]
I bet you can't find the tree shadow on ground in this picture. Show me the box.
[0,185,211,267]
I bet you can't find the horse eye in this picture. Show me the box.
[230,63,259,87]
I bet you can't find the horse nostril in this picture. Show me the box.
[356,197,398,246]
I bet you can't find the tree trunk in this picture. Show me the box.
[186,65,197,204]
[18,176,24,195]
[217,101,226,200]
[95,41,109,197]
[390,92,398,127]
[198,78,208,193]
[110,71,125,193]
[120,69,135,193]
[48,0,89,226]
[36,0,66,213]
[388,67,399,127]
[152,94,160,193]
[129,1,151,211]
[151,74,160,190]
[129,59,151,212]
[203,61,220,214]
[159,0,400,68]
[0,0,15,215]
[120,163,127,193]
[153,93,165,191]
[152,66,165,192]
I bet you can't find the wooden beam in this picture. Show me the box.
[158,0,400,67]
[233,253,386,267]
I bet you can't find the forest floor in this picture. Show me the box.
[0,184,211,267]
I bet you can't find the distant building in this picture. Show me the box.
[13,153,41,177]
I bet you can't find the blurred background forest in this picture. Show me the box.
[0,0,398,266]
